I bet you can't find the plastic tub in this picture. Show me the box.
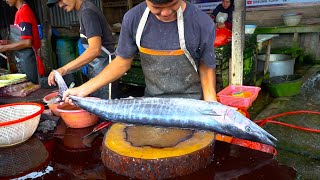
[56,103,99,128]
[245,25,257,34]
[282,13,302,26]
[43,91,60,116]
[257,54,295,77]
[264,75,302,97]
[217,85,261,109]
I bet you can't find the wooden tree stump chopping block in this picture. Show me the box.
[102,123,215,179]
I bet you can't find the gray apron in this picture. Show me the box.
[136,6,202,99]
[80,38,117,99]
[9,25,38,84]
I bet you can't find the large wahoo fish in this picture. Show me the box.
[53,70,277,146]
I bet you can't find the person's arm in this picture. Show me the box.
[211,5,221,19]
[225,9,233,30]
[0,39,32,52]
[197,10,217,101]
[63,55,134,104]
[48,36,102,86]
[60,36,102,74]
[224,22,232,30]
[199,62,217,102]
[2,6,35,52]
[216,22,226,29]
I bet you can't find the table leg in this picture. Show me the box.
[293,32,299,48]
[264,40,272,75]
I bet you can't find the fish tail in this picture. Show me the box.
[53,70,69,98]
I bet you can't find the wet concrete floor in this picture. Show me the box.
[0,125,296,180]
[249,64,320,179]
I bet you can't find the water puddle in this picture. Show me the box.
[301,70,320,104]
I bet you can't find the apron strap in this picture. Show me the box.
[136,7,150,49]
[136,6,197,72]
[176,6,197,72]
[100,46,113,100]
[80,34,114,56]
[80,37,114,100]
[81,42,113,59]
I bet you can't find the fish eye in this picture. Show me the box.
[245,126,251,133]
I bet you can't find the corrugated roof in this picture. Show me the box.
[35,0,102,27]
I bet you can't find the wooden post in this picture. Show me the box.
[127,0,133,10]
[263,40,272,75]
[230,0,246,85]
[292,32,299,50]
[40,1,56,74]
[99,0,104,12]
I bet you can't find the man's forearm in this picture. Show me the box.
[61,36,102,75]
[0,39,32,52]
[199,62,217,101]
[78,56,133,96]
[61,47,100,75]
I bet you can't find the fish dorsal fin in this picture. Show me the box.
[208,101,238,111]
[122,96,135,99]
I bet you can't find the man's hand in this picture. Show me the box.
[199,62,217,102]
[62,86,89,105]
[0,45,6,52]
[217,22,226,29]
[0,40,9,52]
[0,40,9,45]
[48,68,67,86]
[204,96,217,102]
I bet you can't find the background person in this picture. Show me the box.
[47,0,118,99]
[212,0,234,30]
[212,0,234,47]
[0,0,45,84]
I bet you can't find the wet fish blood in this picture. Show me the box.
[58,104,82,111]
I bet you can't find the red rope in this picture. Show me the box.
[254,110,320,133]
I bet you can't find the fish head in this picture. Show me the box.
[223,108,277,146]
[53,70,68,98]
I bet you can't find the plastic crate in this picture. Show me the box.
[264,75,302,97]
[217,85,261,109]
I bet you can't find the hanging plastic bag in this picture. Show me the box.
[214,27,232,47]
[216,12,228,23]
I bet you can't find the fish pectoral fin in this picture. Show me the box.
[197,109,221,116]
[69,82,75,88]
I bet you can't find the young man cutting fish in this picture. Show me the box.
[61,0,217,103]
[50,0,278,145]
[47,0,118,99]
